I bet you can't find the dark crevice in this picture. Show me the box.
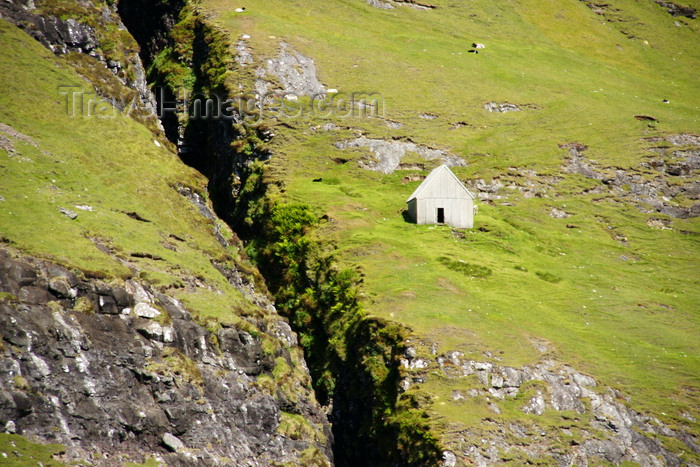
[117,0,187,66]
[117,2,442,465]
[120,0,243,226]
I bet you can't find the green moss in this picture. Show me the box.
[146,347,204,389]
[299,446,331,467]
[124,457,164,467]
[0,292,18,302]
[255,374,276,394]
[13,375,30,391]
[148,5,232,94]
[278,412,318,442]
[262,336,280,357]
[34,0,96,25]
[73,297,95,314]
[230,160,441,462]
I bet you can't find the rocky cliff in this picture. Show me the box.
[0,0,333,464]
[0,248,332,465]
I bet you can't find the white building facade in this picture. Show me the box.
[406,165,475,229]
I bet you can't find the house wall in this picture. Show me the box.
[416,198,473,228]
[412,169,474,228]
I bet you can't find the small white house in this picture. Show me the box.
[406,165,475,228]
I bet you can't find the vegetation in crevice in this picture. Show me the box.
[137,1,266,223]
[233,162,443,466]
[0,8,340,465]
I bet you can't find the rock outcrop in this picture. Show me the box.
[399,343,699,466]
[0,248,333,465]
[335,137,466,174]
[561,136,700,218]
[0,0,158,120]
[255,42,327,98]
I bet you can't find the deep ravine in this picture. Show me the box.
[117,0,443,465]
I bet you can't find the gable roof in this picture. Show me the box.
[407,165,475,202]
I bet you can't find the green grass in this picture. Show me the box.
[207,0,699,163]
[0,18,255,324]
[201,0,700,455]
[0,434,65,466]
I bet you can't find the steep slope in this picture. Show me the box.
[173,0,699,465]
[0,6,332,466]
[2,0,696,465]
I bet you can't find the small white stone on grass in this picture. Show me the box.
[5,421,16,434]
[59,207,78,219]
[162,326,175,343]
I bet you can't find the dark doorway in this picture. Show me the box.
[437,208,445,224]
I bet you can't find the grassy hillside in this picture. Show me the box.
[201,0,699,461]
[0,17,261,320]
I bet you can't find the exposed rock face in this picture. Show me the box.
[472,178,505,201]
[256,42,326,98]
[549,207,570,219]
[366,0,437,10]
[235,36,254,67]
[0,0,158,118]
[0,1,97,55]
[366,0,395,9]
[561,136,700,218]
[400,348,698,466]
[335,137,466,174]
[0,248,333,465]
[0,123,38,158]
[484,102,521,113]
